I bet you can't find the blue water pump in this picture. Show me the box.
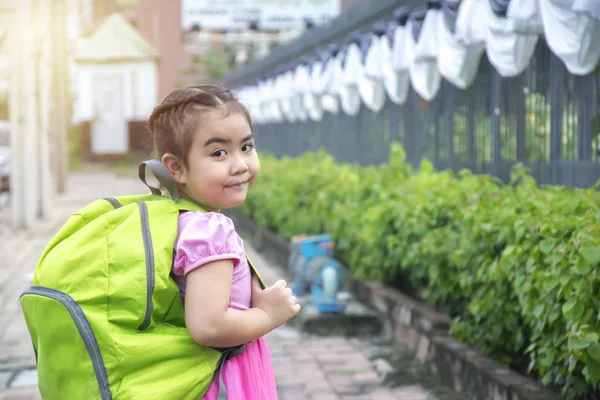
[288,235,347,313]
[310,257,347,313]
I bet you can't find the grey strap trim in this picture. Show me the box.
[217,344,246,400]
[138,160,179,201]
[32,341,38,365]
[103,197,122,209]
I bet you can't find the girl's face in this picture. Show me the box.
[165,108,260,211]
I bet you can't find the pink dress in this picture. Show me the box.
[172,211,279,400]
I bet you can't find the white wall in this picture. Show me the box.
[73,60,158,123]
[0,53,8,95]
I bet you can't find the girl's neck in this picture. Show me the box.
[178,191,220,213]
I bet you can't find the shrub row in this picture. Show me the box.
[238,145,600,399]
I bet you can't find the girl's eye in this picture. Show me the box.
[242,143,254,152]
[212,150,226,158]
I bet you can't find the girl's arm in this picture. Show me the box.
[184,258,272,348]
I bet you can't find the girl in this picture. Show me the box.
[147,85,300,399]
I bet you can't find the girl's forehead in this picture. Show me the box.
[196,106,249,126]
[193,110,252,141]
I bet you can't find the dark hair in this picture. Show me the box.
[148,85,252,165]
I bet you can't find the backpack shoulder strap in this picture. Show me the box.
[175,197,207,213]
[138,159,180,201]
[247,256,266,290]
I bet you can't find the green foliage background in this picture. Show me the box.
[238,145,600,399]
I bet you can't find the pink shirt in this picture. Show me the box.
[172,211,252,310]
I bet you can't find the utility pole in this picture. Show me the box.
[9,0,56,228]
[9,0,38,229]
[36,0,52,218]
[52,0,69,194]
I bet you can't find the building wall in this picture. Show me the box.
[74,61,158,122]
[75,61,157,159]
[126,0,193,102]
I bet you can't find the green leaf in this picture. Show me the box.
[563,301,576,314]
[539,353,554,374]
[572,303,586,321]
[583,332,599,344]
[588,343,600,363]
[574,378,588,394]
[581,247,600,264]
[525,343,537,354]
[586,358,600,383]
[569,333,599,350]
[533,304,545,318]
[542,278,559,293]
[540,240,555,255]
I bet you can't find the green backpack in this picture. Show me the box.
[19,160,266,400]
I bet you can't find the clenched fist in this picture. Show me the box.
[251,275,301,330]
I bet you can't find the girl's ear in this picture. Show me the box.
[162,153,187,185]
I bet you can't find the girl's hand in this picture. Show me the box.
[251,275,301,329]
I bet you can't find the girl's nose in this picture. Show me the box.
[230,154,249,175]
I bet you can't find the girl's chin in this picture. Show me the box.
[217,194,248,210]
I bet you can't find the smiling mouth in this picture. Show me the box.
[225,180,249,188]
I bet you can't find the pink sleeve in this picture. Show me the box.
[173,212,244,276]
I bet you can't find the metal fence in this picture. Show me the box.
[221,1,600,188]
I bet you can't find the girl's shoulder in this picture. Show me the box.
[174,211,245,275]
[176,211,242,250]
[177,211,241,245]
[178,211,236,232]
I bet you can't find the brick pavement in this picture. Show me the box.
[266,333,430,400]
[251,245,459,400]
[0,171,458,400]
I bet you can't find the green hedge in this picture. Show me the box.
[238,145,600,399]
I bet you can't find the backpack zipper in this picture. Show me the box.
[137,202,155,331]
[20,287,113,400]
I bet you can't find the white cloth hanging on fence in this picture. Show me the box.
[278,71,297,122]
[272,74,288,121]
[296,60,322,121]
[235,0,600,122]
[294,62,310,92]
[320,55,341,114]
[265,78,283,123]
[338,44,362,116]
[238,86,260,124]
[382,27,410,105]
[254,83,267,125]
[292,64,309,121]
[309,60,325,94]
[259,80,273,124]
[485,1,539,77]
[406,10,442,101]
[506,0,544,34]
[359,34,387,113]
[304,60,324,121]
[314,54,340,114]
[437,7,484,89]
[573,0,600,19]
[455,0,488,47]
[540,0,600,75]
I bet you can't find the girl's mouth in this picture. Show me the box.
[225,180,249,189]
